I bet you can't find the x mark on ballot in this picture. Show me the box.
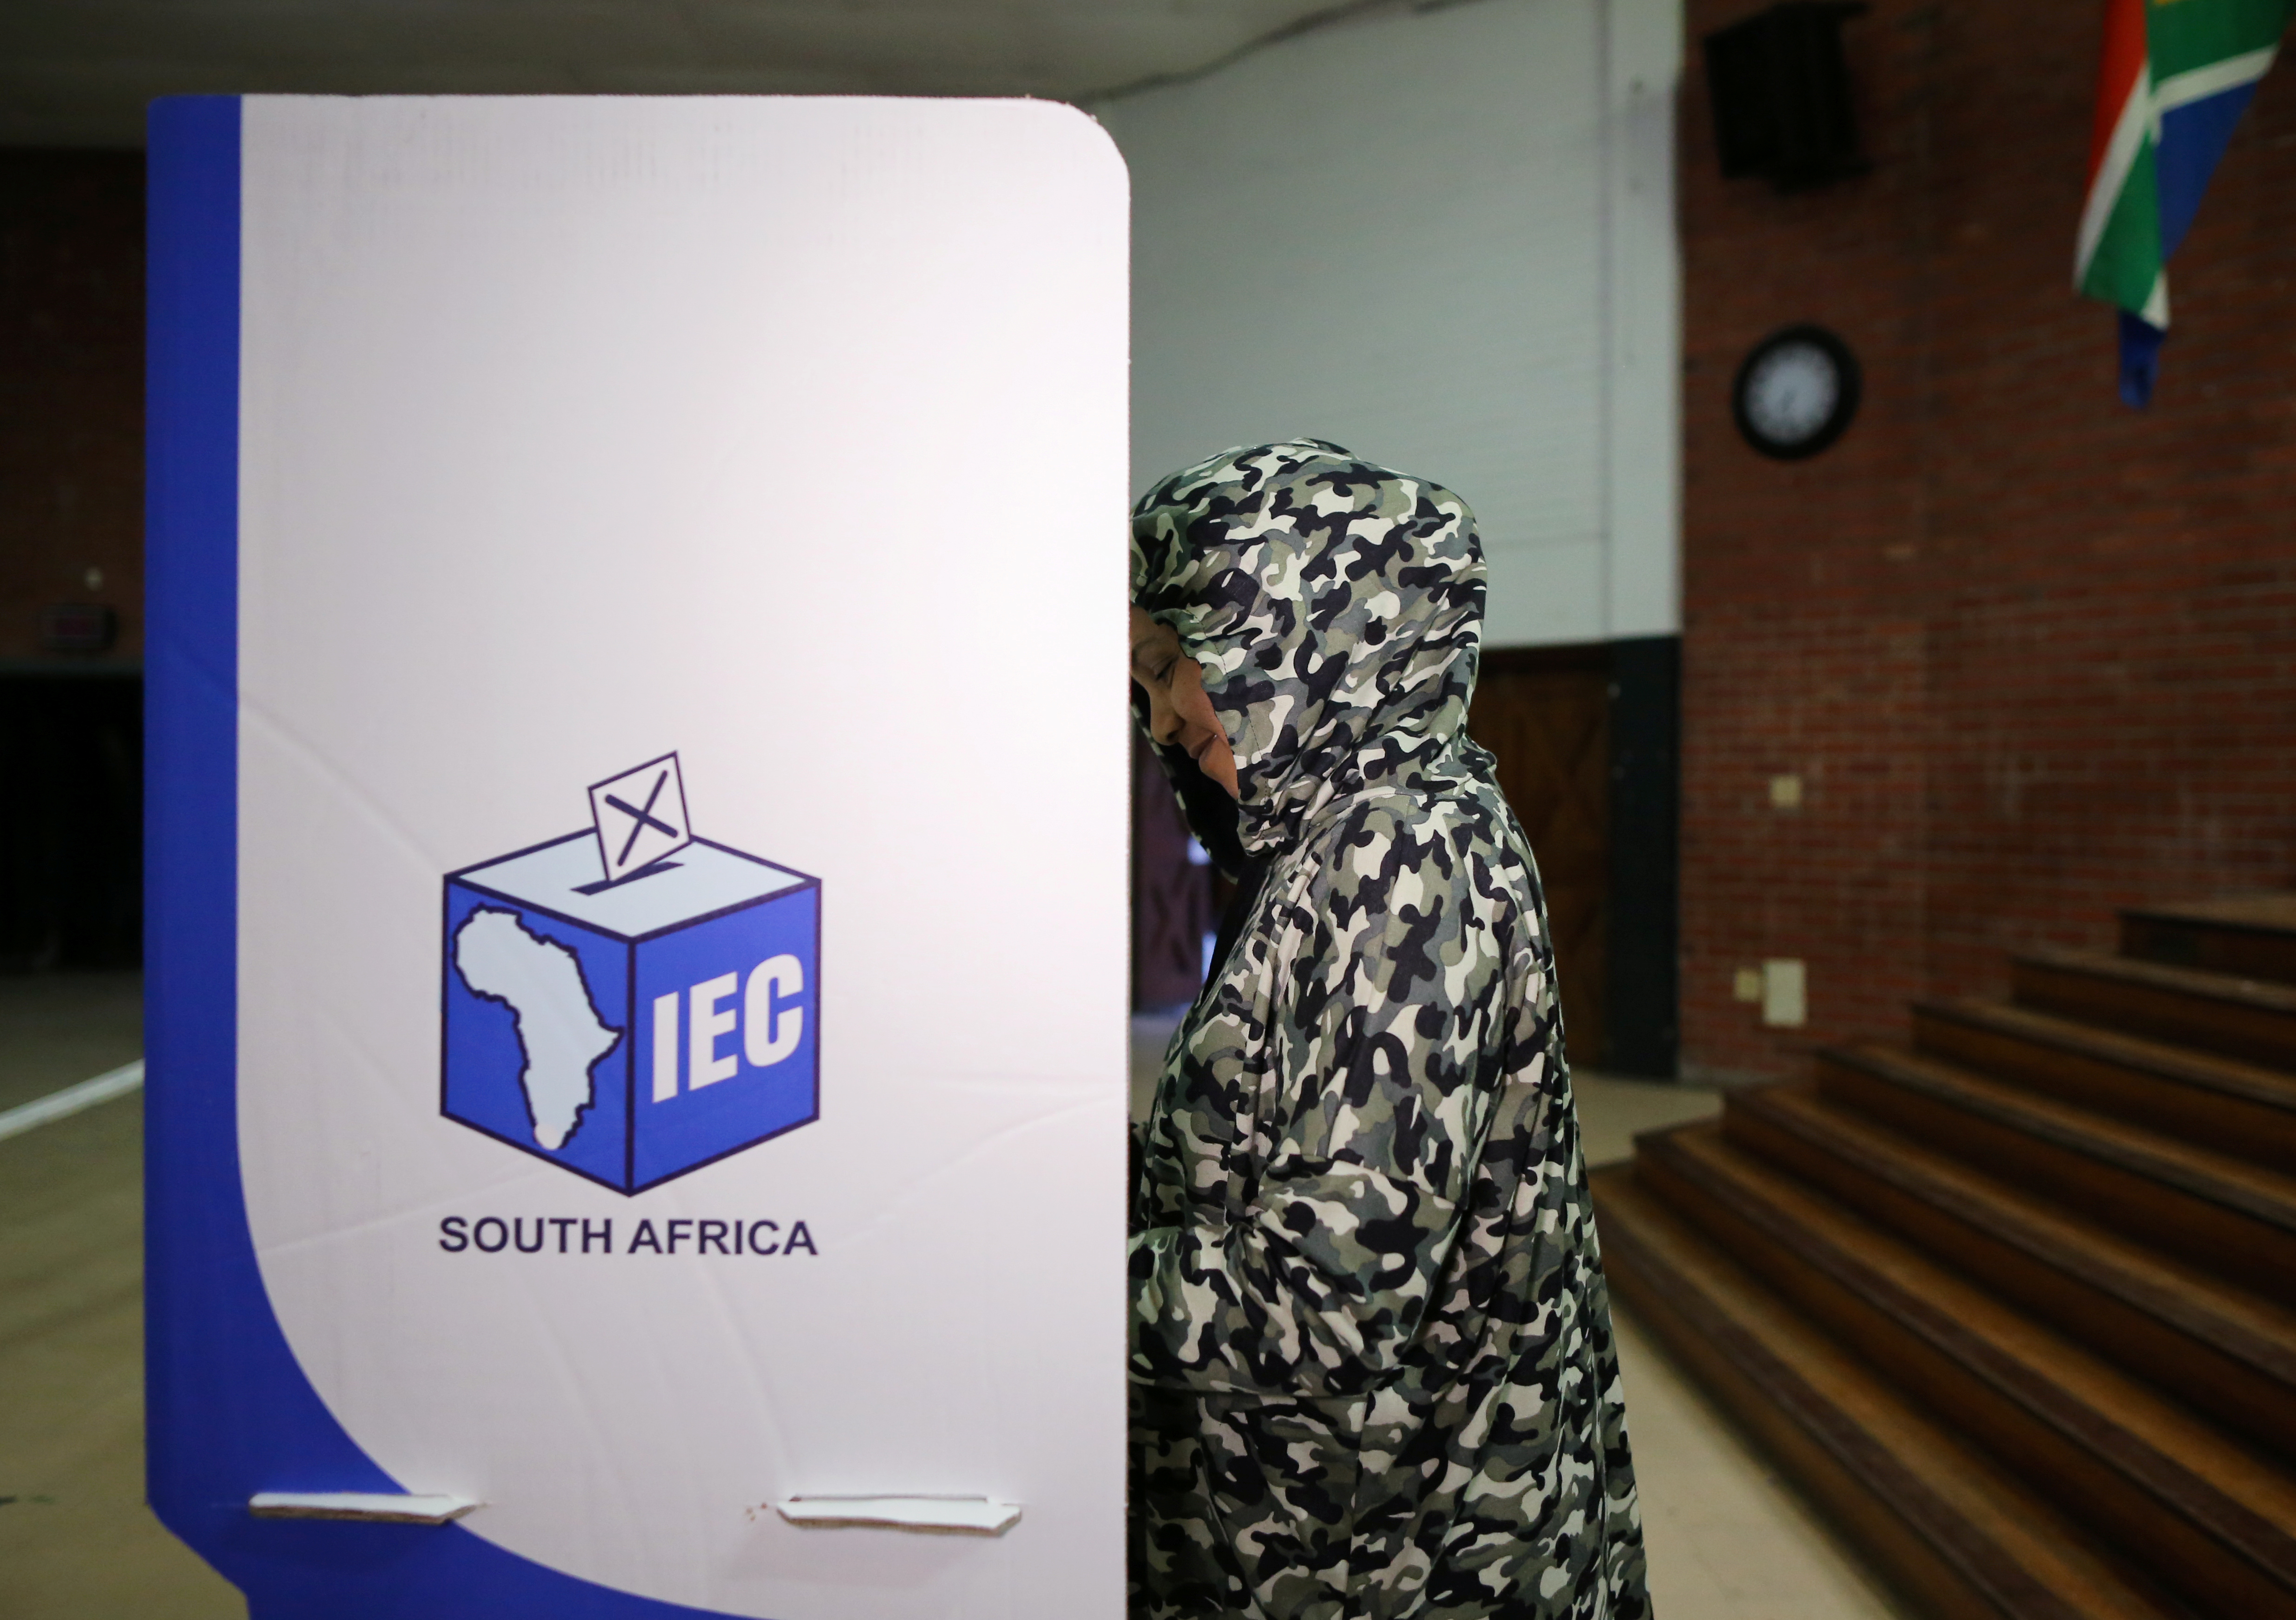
[607,770,679,867]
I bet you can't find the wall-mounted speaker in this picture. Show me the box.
[1704,2,1869,191]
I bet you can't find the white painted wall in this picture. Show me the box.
[1095,0,1682,646]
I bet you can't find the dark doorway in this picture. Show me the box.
[0,669,142,971]
[1469,647,1613,1067]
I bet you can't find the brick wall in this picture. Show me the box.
[1680,0,2296,1078]
[0,150,143,663]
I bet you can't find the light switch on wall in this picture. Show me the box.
[1731,967,1764,1002]
[1769,774,1803,809]
[1762,959,1808,1027]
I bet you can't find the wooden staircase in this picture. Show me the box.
[1593,896,2296,1619]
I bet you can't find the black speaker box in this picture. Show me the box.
[1704,2,1869,190]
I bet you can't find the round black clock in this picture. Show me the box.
[1732,324,1860,460]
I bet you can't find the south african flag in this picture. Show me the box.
[2076,0,2290,407]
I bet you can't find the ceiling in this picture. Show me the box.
[0,0,1383,147]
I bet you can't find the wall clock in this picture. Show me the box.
[1733,324,1860,460]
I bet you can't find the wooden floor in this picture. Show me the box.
[1597,898,2296,1619]
[0,973,243,1620]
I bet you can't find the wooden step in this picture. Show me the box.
[2015,947,2296,1071]
[1590,1162,2180,1620]
[1635,1123,2296,1616]
[1912,998,2296,1171]
[1722,1081,2296,1460]
[1817,1043,2296,1299]
[2123,896,2296,988]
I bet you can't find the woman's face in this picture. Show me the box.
[1129,606,1239,799]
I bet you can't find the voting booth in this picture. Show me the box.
[145,95,1130,1618]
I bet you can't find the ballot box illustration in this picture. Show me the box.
[441,753,821,1193]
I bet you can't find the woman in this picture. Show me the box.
[1127,440,1649,1620]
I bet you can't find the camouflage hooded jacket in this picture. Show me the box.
[1129,441,1650,1620]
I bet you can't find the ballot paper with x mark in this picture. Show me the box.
[586,752,694,883]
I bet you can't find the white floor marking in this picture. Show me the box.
[0,1060,146,1143]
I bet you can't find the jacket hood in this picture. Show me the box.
[1131,439,1485,855]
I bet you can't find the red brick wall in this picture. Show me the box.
[1680,1,2296,1079]
[0,150,144,664]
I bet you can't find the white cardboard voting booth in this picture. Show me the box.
[146,95,1130,1619]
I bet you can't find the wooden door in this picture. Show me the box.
[1468,653,1610,1068]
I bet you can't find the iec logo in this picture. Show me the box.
[440,753,821,1193]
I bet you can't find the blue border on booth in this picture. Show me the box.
[143,94,745,1620]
